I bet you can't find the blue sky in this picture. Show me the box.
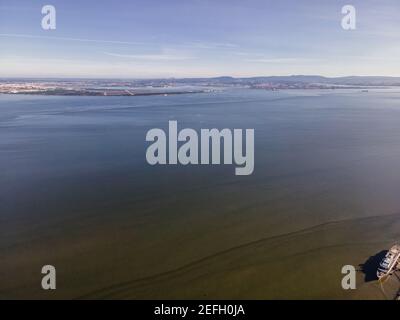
[1,0,400,78]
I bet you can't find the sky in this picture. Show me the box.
[1,0,400,78]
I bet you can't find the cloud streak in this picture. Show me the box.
[104,51,195,61]
[244,57,322,64]
[0,33,146,46]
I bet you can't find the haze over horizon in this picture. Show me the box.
[3,75,400,81]
[1,0,400,78]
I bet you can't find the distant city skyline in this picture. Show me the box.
[1,0,400,78]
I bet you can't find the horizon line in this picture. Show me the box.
[2,74,400,80]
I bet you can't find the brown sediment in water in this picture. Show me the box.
[2,210,399,299]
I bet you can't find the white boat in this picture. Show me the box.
[377,245,400,279]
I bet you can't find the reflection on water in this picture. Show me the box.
[1,89,400,299]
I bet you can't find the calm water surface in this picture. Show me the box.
[1,89,400,299]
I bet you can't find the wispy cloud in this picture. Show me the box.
[0,33,145,46]
[183,41,239,49]
[0,33,240,51]
[104,51,195,61]
[244,57,321,64]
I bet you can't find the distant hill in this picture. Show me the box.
[172,75,400,86]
